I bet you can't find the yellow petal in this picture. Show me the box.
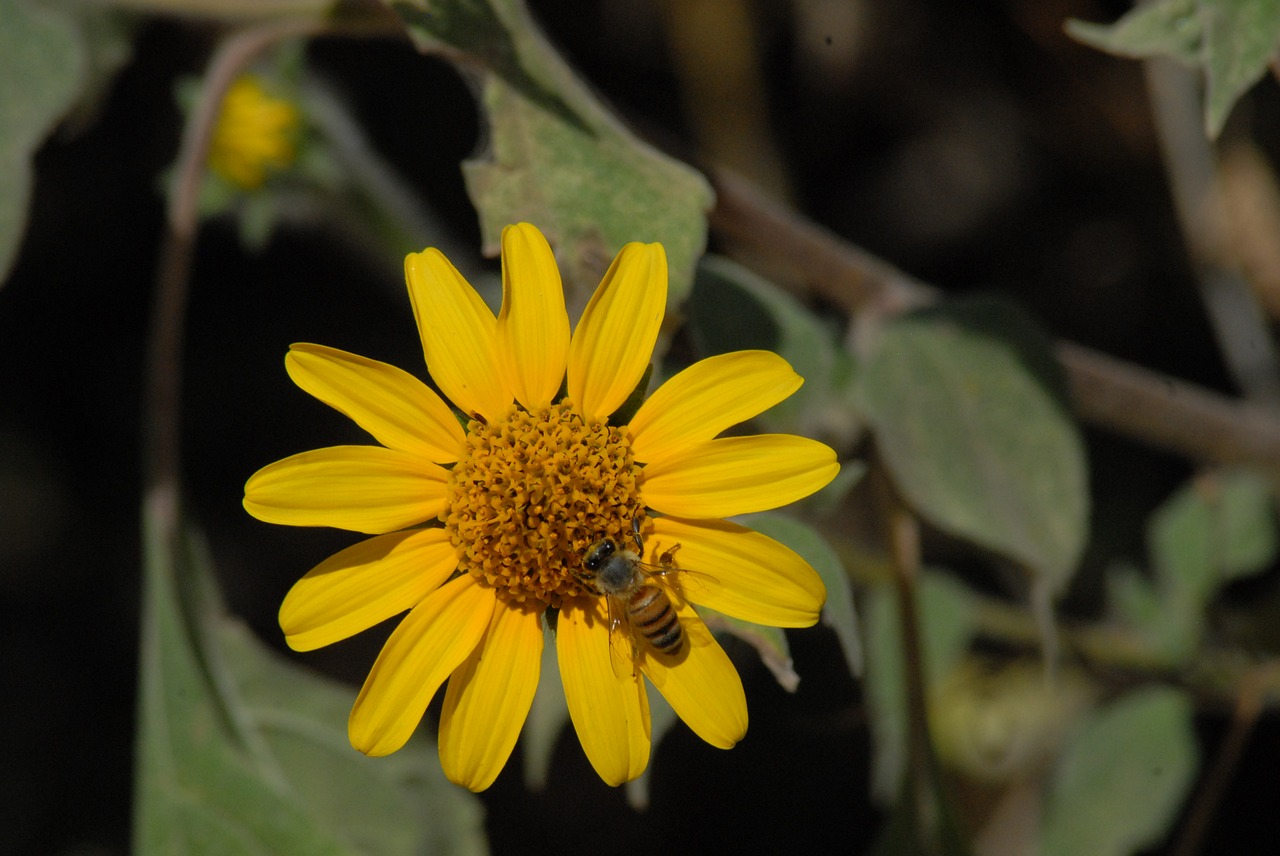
[286,344,465,463]
[438,602,543,792]
[496,224,570,411]
[243,445,449,534]
[405,248,511,423]
[280,528,459,652]
[642,435,839,519]
[349,575,495,757]
[641,603,746,749]
[650,517,826,627]
[628,351,802,463]
[557,596,651,785]
[567,242,667,420]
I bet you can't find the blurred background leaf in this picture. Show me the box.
[745,511,863,678]
[687,256,861,451]
[863,571,977,804]
[1149,468,1279,600]
[856,297,1089,594]
[134,506,488,856]
[1040,687,1198,856]
[0,0,86,283]
[392,0,712,309]
[1068,0,1280,136]
[1108,469,1279,664]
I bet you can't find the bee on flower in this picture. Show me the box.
[243,222,839,791]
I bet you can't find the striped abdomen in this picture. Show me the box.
[627,585,683,656]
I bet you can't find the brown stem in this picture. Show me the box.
[874,463,962,852]
[1142,56,1280,405]
[707,167,1280,478]
[143,19,368,508]
[1171,664,1272,856]
[1057,341,1280,478]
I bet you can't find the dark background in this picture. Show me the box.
[2,1,1277,853]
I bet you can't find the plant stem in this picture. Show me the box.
[707,167,1280,478]
[875,464,969,854]
[1172,663,1274,856]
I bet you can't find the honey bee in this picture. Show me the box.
[578,518,690,671]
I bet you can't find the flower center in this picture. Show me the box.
[444,402,644,607]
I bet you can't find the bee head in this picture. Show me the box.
[582,538,618,573]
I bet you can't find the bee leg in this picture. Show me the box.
[630,515,646,555]
[570,568,600,594]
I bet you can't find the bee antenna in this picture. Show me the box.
[630,516,645,555]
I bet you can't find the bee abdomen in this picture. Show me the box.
[629,586,683,655]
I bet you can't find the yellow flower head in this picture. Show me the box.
[208,75,298,190]
[243,224,839,791]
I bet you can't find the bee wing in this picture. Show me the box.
[605,595,641,681]
[642,562,719,608]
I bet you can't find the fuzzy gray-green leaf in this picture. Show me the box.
[134,507,488,856]
[856,298,1089,592]
[688,256,861,449]
[1201,0,1280,136]
[863,572,977,803]
[1041,687,1198,856]
[0,0,85,283]
[746,511,863,677]
[1066,0,1201,63]
[1149,469,1279,604]
[393,0,711,307]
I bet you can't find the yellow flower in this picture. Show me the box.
[243,223,839,791]
[208,75,298,190]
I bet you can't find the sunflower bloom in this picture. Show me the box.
[207,75,298,190]
[244,223,839,791]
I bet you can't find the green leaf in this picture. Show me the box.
[0,0,85,283]
[1106,562,1198,663]
[1067,0,1202,64]
[392,0,712,306]
[862,572,977,803]
[1107,562,1164,633]
[856,297,1089,593]
[688,256,862,448]
[701,607,799,691]
[134,505,488,856]
[219,624,488,856]
[1067,0,1280,136]
[745,511,863,677]
[1149,469,1279,603]
[1201,0,1280,135]
[1041,687,1198,856]
[61,6,135,131]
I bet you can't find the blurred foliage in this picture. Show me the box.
[135,511,487,856]
[1040,688,1198,856]
[863,571,978,805]
[0,0,87,281]
[392,0,712,307]
[687,255,862,451]
[1110,469,1278,664]
[856,298,1090,594]
[1068,0,1280,136]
